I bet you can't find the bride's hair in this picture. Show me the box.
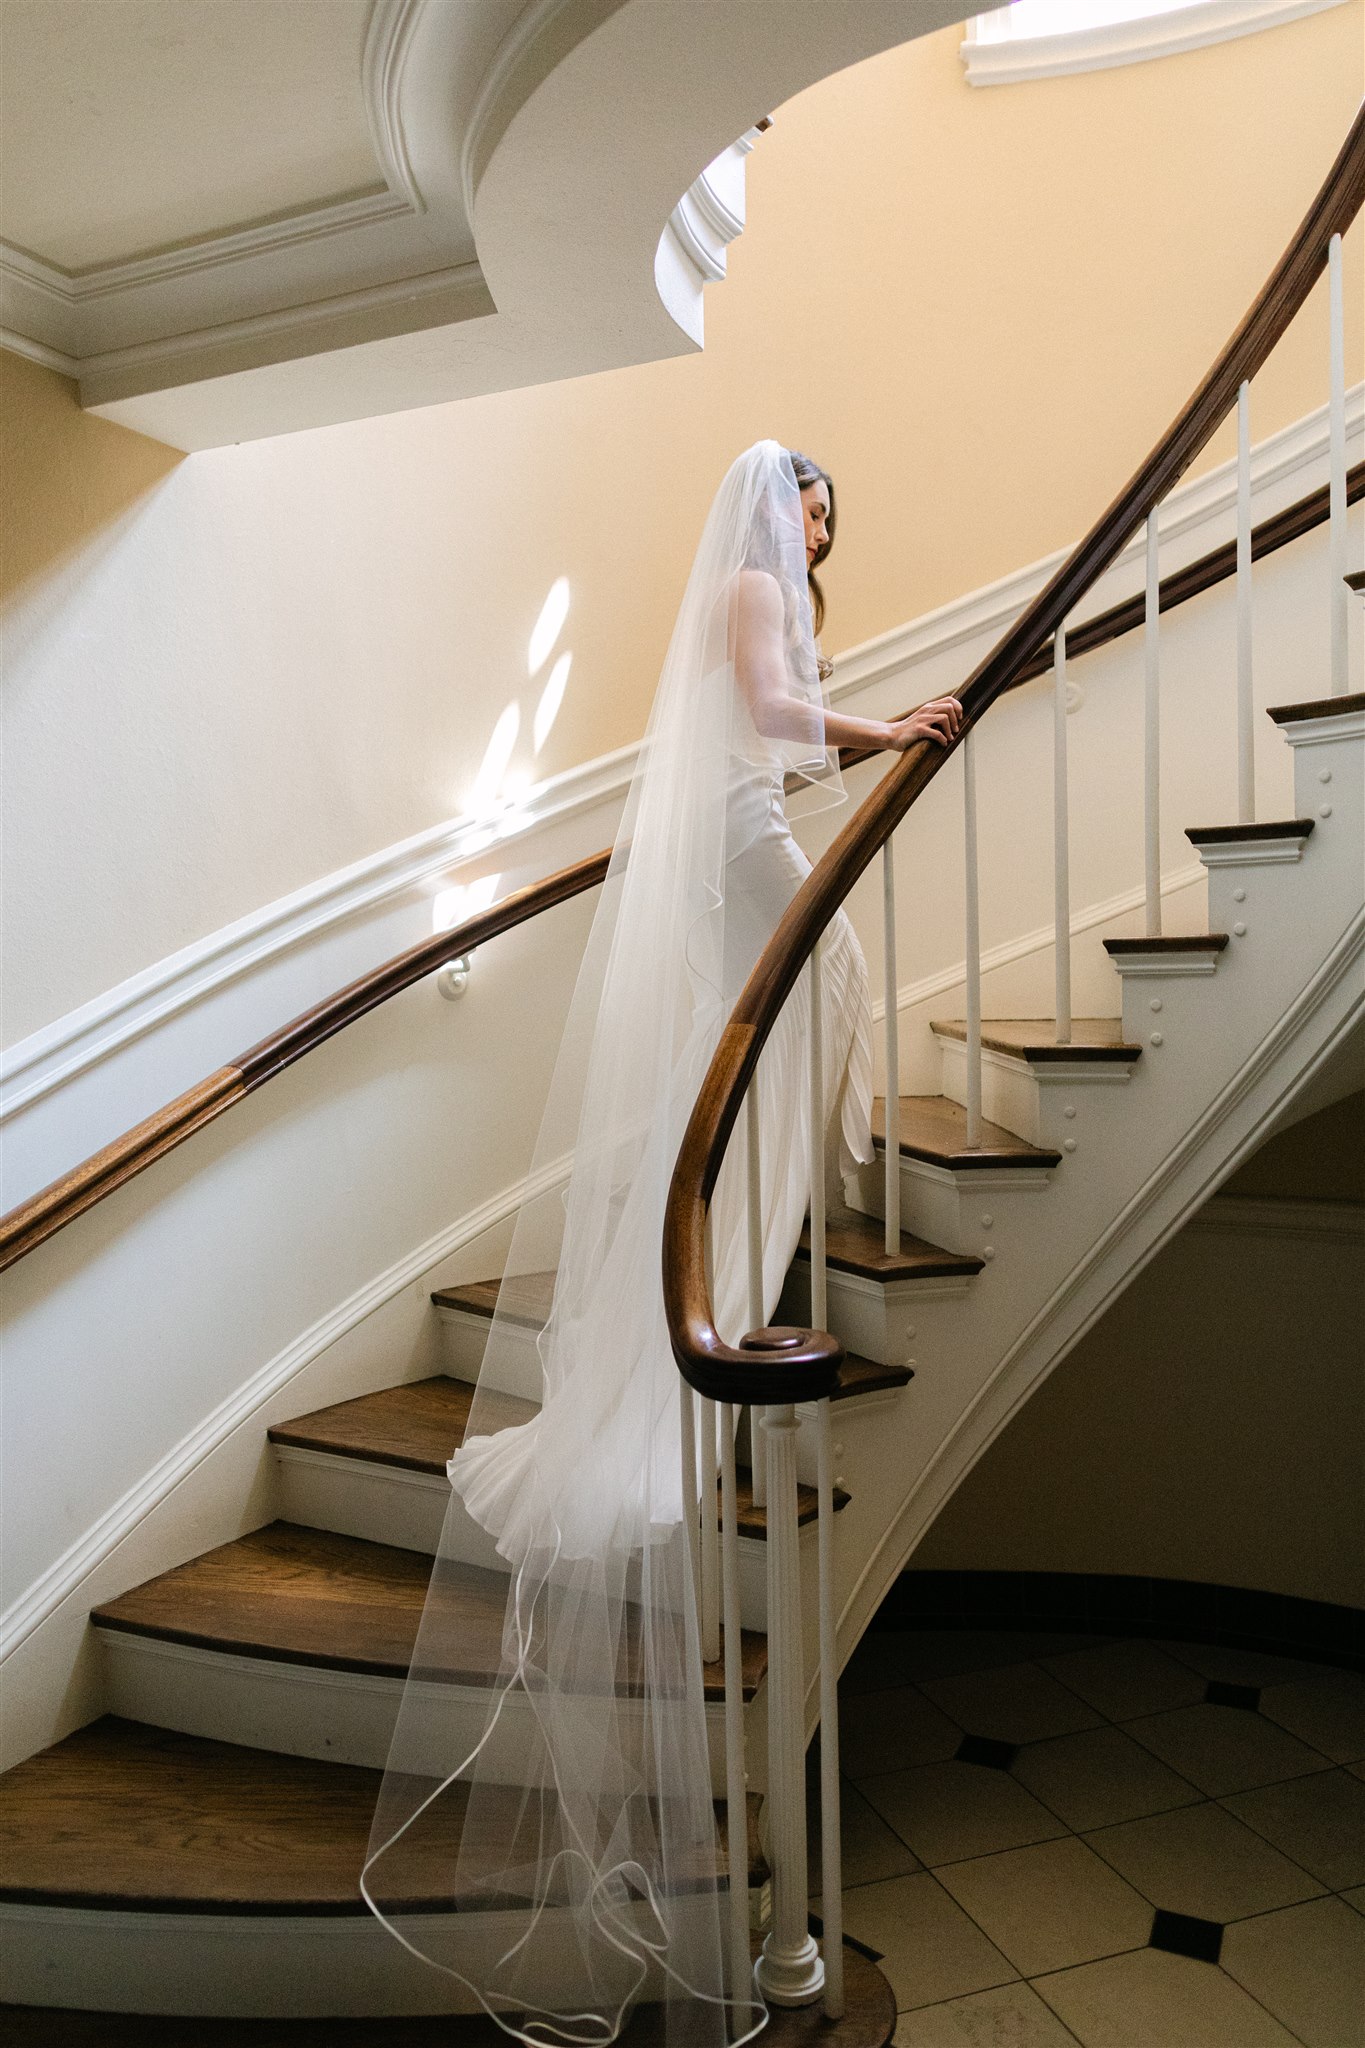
[786,448,836,635]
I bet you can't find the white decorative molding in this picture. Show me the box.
[656,133,759,345]
[0,1148,571,1666]
[1190,1192,1365,1242]
[961,0,1348,87]
[8,387,1357,1126]
[361,0,429,215]
[0,742,635,1122]
[1192,830,1315,866]
[1276,706,1365,747]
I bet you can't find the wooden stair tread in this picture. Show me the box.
[270,1376,535,1474]
[872,1094,1059,1169]
[1185,817,1315,843]
[91,1523,765,1700]
[796,1202,984,1282]
[1103,933,1228,954]
[272,1376,843,1535]
[0,1718,761,1915]
[432,1272,555,1325]
[930,1017,1141,1063]
[1267,689,1364,718]
[730,1471,848,1536]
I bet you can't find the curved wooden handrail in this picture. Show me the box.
[3,118,1360,1284]
[664,106,1365,1405]
[0,850,609,1274]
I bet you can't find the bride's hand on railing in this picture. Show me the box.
[881,695,963,750]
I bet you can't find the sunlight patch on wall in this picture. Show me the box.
[432,872,502,934]
[528,577,571,677]
[534,652,573,755]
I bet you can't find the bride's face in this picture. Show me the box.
[800,481,831,568]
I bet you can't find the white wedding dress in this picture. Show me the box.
[365,444,874,2048]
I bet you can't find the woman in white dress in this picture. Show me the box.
[364,443,961,2048]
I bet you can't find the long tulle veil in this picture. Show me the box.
[363,442,845,2045]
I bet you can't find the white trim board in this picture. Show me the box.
[961,0,1349,88]
[4,387,1359,1125]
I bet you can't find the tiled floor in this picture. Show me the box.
[808,1630,1365,2046]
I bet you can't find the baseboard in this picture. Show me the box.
[876,1568,1365,1671]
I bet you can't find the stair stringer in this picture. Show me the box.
[792,728,1364,1737]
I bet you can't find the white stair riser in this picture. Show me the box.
[273,1445,774,1631]
[936,1035,1133,1145]
[97,1626,740,1796]
[843,1151,1054,1255]
[0,1898,704,2018]
[779,1259,970,1370]
[435,1309,542,1400]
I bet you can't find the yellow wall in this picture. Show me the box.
[2,3,1361,1039]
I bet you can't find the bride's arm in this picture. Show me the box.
[734,570,962,753]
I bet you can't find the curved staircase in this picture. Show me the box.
[0,690,1359,2024]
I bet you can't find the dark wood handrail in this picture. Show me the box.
[3,120,1360,1283]
[0,851,609,1273]
[664,107,1365,1405]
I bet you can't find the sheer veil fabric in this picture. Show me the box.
[363,443,874,2045]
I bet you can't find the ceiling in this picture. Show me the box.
[0,0,971,450]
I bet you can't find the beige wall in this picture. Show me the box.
[910,1091,1365,1607]
[2,4,1361,1044]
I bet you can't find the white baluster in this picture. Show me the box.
[746,1084,766,1512]
[881,843,901,1251]
[1237,380,1255,824]
[679,1377,700,1612]
[1144,511,1162,936]
[809,939,828,1331]
[756,1401,823,2009]
[1329,232,1348,697]
[700,1398,721,1666]
[962,732,983,1149]
[816,1397,843,2019]
[718,1400,751,2016]
[1053,627,1072,1046]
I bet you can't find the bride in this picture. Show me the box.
[364,442,961,2046]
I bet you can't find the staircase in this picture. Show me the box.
[0,691,1358,2023]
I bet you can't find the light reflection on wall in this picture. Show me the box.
[432,872,502,933]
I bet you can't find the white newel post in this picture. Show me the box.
[1237,380,1255,823]
[1144,511,1163,935]
[1328,232,1348,696]
[1053,627,1072,1045]
[881,842,901,1249]
[962,732,983,1148]
[756,1400,823,2008]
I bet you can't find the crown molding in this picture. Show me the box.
[961,0,1348,87]
[361,0,429,216]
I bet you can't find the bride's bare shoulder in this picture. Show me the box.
[733,566,783,620]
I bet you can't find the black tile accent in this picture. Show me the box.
[807,1912,883,1964]
[1205,1680,1262,1711]
[1149,1908,1224,1965]
[870,1570,1365,1672]
[954,1733,1019,1771]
